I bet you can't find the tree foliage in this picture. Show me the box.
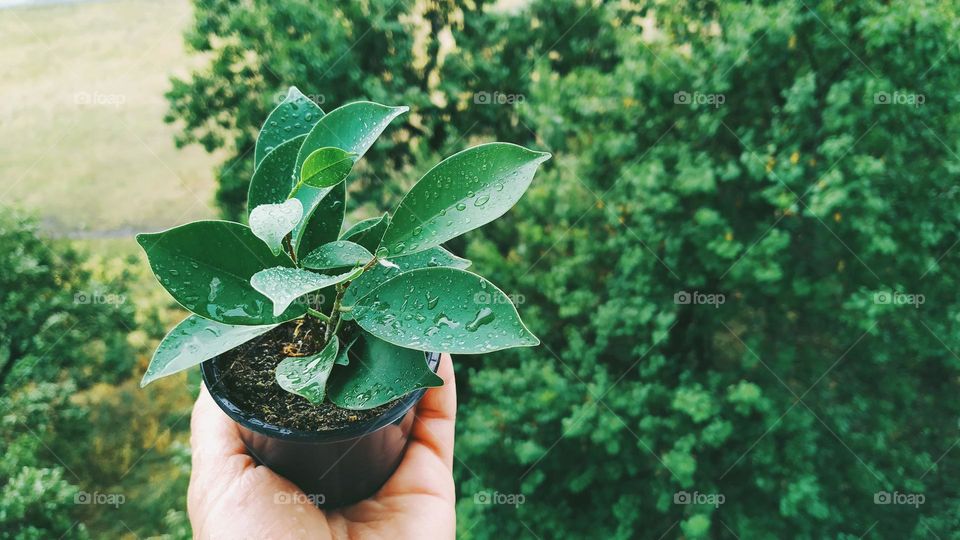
[169,0,960,537]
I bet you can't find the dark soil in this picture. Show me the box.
[213,318,394,431]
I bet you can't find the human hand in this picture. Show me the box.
[187,353,457,539]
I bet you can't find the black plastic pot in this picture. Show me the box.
[200,351,441,508]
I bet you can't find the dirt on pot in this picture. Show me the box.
[214,318,393,431]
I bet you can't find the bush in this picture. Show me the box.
[0,210,190,539]
[0,210,137,390]
[458,1,960,537]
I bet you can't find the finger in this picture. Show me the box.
[188,384,251,518]
[190,384,247,466]
[410,353,456,470]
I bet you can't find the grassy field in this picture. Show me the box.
[0,0,219,234]
[0,4,218,536]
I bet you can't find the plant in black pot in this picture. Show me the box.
[137,87,548,507]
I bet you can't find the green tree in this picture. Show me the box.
[170,0,960,537]
[0,210,190,539]
[0,210,137,391]
[166,0,618,220]
[459,1,960,537]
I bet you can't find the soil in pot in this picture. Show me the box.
[215,318,393,431]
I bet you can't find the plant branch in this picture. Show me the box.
[306,307,330,322]
[283,233,298,265]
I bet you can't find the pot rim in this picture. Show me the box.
[200,351,441,444]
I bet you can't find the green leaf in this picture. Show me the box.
[294,101,408,172]
[275,336,339,405]
[341,213,390,253]
[299,147,355,189]
[291,101,407,250]
[379,143,550,257]
[334,333,360,366]
[294,181,345,259]
[251,266,360,317]
[141,315,277,387]
[254,87,323,169]
[302,241,373,271]
[327,333,442,410]
[352,267,538,353]
[248,199,303,255]
[247,135,304,216]
[341,246,471,309]
[137,221,304,325]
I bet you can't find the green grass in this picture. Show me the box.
[0,0,219,234]
[0,6,219,534]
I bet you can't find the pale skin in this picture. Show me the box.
[187,353,457,539]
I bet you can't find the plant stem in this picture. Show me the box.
[324,287,344,343]
[319,257,375,342]
[283,234,298,265]
[305,307,330,322]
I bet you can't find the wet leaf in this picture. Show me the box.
[137,221,304,325]
[294,181,345,259]
[380,143,550,257]
[341,247,470,310]
[275,336,339,405]
[291,101,406,249]
[340,212,390,253]
[254,87,323,169]
[248,199,303,255]
[334,333,360,366]
[327,333,442,410]
[248,135,304,215]
[251,266,360,316]
[301,240,373,271]
[141,315,277,387]
[299,147,355,188]
[352,267,538,353]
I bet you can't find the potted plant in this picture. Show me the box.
[137,87,549,507]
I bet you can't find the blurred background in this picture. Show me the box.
[1,0,959,537]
